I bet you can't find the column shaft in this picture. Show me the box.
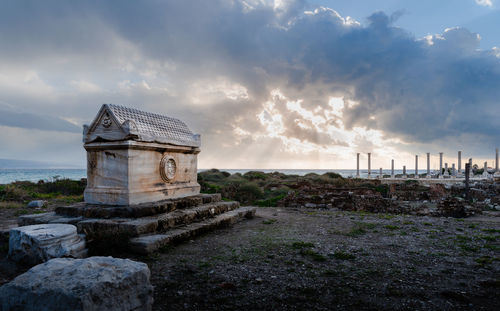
[439,153,443,175]
[368,153,371,177]
[458,151,462,173]
[356,153,360,177]
[496,148,499,172]
[415,155,418,178]
[426,153,430,175]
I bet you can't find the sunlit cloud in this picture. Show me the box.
[475,0,493,7]
[0,0,498,168]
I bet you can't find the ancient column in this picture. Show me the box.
[458,151,462,174]
[426,152,430,177]
[469,158,473,177]
[465,162,471,202]
[391,159,394,178]
[483,161,489,178]
[496,148,499,173]
[415,155,419,178]
[452,163,456,178]
[356,153,360,178]
[439,152,443,178]
[367,153,371,178]
[403,165,406,178]
[444,163,449,176]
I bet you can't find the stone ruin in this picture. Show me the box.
[16,104,256,254]
[83,104,201,205]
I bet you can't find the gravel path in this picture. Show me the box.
[1,207,499,310]
[142,207,500,310]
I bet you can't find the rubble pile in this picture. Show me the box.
[388,181,431,201]
[278,179,499,218]
[435,197,481,218]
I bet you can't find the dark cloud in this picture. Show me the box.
[0,108,80,133]
[0,0,498,165]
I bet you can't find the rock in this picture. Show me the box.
[0,256,153,311]
[27,200,47,208]
[435,197,481,218]
[8,224,86,265]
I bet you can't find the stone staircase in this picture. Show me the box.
[18,194,256,254]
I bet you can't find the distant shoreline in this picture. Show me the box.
[0,168,407,184]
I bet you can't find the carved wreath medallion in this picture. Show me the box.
[102,115,112,128]
[160,156,176,182]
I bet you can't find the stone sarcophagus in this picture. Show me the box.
[83,104,201,205]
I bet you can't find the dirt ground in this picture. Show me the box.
[1,207,499,310]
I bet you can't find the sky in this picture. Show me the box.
[0,0,499,170]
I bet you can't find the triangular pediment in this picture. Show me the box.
[84,104,127,142]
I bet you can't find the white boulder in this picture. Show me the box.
[8,224,86,265]
[27,200,47,208]
[0,256,154,311]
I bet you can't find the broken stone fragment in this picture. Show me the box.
[0,256,154,311]
[8,224,87,265]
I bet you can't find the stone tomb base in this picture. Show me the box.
[9,224,87,265]
[19,194,256,254]
[0,257,153,311]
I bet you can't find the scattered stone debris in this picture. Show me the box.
[8,224,87,265]
[435,197,481,218]
[0,256,153,311]
[26,200,47,208]
[278,179,499,218]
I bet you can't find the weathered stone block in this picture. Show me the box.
[8,224,86,265]
[0,257,153,311]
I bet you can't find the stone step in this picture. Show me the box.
[55,193,221,219]
[77,201,239,239]
[18,212,83,227]
[129,206,257,254]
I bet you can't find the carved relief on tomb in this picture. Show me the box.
[160,155,177,182]
[102,114,112,128]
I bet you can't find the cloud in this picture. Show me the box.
[475,0,493,7]
[0,107,81,133]
[0,0,498,168]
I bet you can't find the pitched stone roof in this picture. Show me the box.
[83,104,200,147]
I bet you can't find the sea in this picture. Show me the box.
[0,168,408,184]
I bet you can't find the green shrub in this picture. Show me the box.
[200,182,222,194]
[256,194,287,207]
[235,182,263,203]
[375,185,389,197]
[0,184,31,201]
[322,172,343,179]
[242,171,268,181]
[0,179,85,202]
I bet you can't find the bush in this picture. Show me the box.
[322,172,343,179]
[0,179,85,202]
[200,182,222,194]
[243,171,268,181]
[375,185,389,197]
[198,169,231,183]
[256,194,287,207]
[235,182,263,203]
[0,185,30,201]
